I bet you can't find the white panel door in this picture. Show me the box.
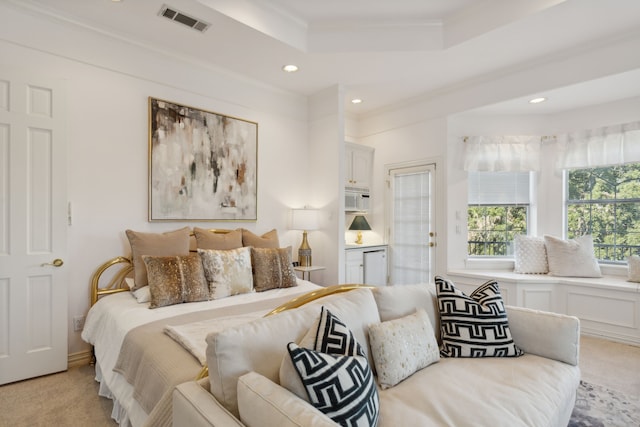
[0,70,68,384]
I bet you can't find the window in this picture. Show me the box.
[566,163,640,262]
[468,172,530,256]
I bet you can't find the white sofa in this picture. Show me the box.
[173,284,581,427]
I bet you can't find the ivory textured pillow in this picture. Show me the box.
[142,253,209,308]
[368,309,439,389]
[628,255,640,283]
[514,235,548,274]
[544,235,602,277]
[198,247,254,299]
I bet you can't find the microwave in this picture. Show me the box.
[345,188,370,212]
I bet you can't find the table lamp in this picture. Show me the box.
[291,208,319,266]
[349,215,371,244]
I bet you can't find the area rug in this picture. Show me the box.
[569,380,640,427]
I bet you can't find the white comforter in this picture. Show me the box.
[81,279,320,427]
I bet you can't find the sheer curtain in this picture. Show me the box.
[556,121,640,169]
[463,136,540,172]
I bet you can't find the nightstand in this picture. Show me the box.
[293,266,325,282]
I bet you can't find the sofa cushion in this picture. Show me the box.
[376,354,580,427]
[287,343,379,427]
[371,284,440,342]
[514,235,548,274]
[206,288,380,418]
[544,234,602,277]
[368,309,439,389]
[237,372,339,427]
[435,276,523,358]
[628,254,640,282]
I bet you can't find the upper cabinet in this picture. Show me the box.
[345,142,374,189]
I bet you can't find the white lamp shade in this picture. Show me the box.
[291,209,319,231]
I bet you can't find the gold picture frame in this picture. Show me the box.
[148,97,258,221]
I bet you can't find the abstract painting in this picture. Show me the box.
[148,97,257,221]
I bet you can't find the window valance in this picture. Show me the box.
[556,120,640,169]
[463,136,540,172]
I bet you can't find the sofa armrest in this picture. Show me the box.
[237,371,339,427]
[506,305,580,366]
[173,379,245,427]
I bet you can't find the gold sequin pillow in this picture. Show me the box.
[142,253,210,309]
[368,308,440,389]
[250,247,298,292]
[197,247,254,299]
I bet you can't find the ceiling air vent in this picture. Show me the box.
[159,5,210,33]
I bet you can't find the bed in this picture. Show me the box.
[81,227,323,427]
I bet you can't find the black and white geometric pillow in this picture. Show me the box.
[435,276,523,358]
[288,343,379,427]
[312,307,365,358]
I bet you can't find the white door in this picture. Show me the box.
[0,70,68,384]
[387,163,435,284]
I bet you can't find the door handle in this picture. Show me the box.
[42,258,64,267]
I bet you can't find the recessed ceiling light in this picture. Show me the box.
[282,64,298,73]
[529,97,547,104]
[351,98,363,104]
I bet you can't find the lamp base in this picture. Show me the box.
[298,231,312,266]
[355,231,363,245]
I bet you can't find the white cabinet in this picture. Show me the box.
[345,143,373,189]
[345,245,387,286]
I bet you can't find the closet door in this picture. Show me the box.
[0,70,68,384]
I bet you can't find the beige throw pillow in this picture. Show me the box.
[544,235,602,277]
[251,247,297,292]
[194,227,243,250]
[125,227,191,290]
[142,253,210,308]
[198,247,254,299]
[368,309,440,389]
[241,228,280,248]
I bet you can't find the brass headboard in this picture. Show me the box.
[89,228,234,307]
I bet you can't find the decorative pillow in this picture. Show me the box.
[198,247,254,299]
[251,247,297,292]
[435,276,523,358]
[125,227,191,290]
[280,307,365,401]
[628,255,640,283]
[544,234,602,277]
[514,235,548,274]
[241,228,280,248]
[194,227,243,250]
[287,344,379,427]
[368,309,440,389]
[142,253,210,308]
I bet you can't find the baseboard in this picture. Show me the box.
[68,350,92,368]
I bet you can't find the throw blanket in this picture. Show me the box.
[113,292,313,427]
[164,311,265,365]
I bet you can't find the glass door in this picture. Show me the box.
[387,163,435,284]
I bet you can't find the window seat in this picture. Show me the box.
[446,269,640,346]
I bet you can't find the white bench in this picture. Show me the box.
[446,269,640,346]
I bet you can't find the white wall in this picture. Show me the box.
[0,4,317,355]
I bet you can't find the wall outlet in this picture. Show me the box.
[73,315,85,332]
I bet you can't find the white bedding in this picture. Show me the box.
[81,279,320,427]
